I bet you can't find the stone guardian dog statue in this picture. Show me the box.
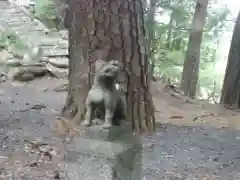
[83,60,126,129]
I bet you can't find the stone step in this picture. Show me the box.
[48,56,69,62]
[0,1,10,6]
[5,16,34,22]
[0,5,12,9]
[42,47,68,57]
[38,39,68,47]
[0,9,22,15]
[15,32,45,39]
[47,57,69,68]
[11,26,46,33]
[0,18,31,23]
[2,14,30,20]
[0,1,69,59]
[41,44,68,50]
[12,25,45,31]
[6,22,29,27]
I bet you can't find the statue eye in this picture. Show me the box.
[105,69,111,73]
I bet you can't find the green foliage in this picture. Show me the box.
[34,0,57,20]
[32,0,59,29]
[146,0,232,102]
[0,30,29,59]
[153,50,183,83]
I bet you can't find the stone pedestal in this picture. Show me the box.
[64,123,142,180]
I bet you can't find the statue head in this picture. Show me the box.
[95,60,123,78]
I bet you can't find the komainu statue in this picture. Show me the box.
[83,60,127,129]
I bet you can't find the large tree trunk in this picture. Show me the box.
[220,10,240,108]
[62,0,156,132]
[180,0,208,98]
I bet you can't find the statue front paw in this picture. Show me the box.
[82,120,91,127]
[102,122,113,129]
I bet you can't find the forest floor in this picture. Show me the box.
[1,76,240,179]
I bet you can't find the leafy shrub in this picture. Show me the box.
[34,0,57,20]
[0,30,29,59]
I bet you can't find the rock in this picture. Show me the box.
[23,46,43,62]
[6,59,22,66]
[5,58,46,67]
[42,47,68,57]
[53,83,68,92]
[12,66,57,81]
[45,63,68,78]
[0,73,7,83]
[14,72,34,81]
[48,57,69,69]
[0,50,14,64]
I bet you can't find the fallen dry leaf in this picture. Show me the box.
[170,115,184,119]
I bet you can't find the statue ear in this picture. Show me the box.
[95,60,106,72]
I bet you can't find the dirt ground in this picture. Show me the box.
[1,77,240,179]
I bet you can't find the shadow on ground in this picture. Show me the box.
[142,124,240,179]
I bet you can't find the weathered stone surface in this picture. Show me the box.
[0,50,14,63]
[48,57,69,68]
[0,0,68,62]
[41,47,68,57]
[38,38,68,47]
[10,66,57,81]
[82,60,126,128]
[64,123,142,180]
[78,123,132,141]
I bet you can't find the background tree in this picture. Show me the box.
[220,10,240,108]
[146,0,158,78]
[144,0,230,103]
[180,0,209,98]
[62,0,155,132]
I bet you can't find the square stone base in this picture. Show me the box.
[64,127,142,180]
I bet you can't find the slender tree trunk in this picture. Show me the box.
[172,30,182,50]
[62,0,156,132]
[166,13,174,49]
[146,0,157,55]
[220,10,240,108]
[180,0,209,98]
[146,0,157,81]
[54,0,69,29]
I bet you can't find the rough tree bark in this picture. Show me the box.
[62,0,156,132]
[180,0,209,98]
[220,10,240,108]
